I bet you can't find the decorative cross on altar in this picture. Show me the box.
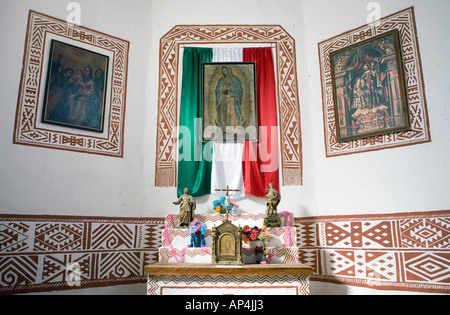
[215,186,241,220]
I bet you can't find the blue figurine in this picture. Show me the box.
[189,219,206,248]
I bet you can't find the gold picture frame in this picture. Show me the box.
[330,29,410,143]
[41,40,109,133]
[211,220,243,265]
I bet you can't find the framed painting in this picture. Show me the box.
[41,40,109,132]
[202,62,258,142]
[14,11,129,157]
[330,29,410,143]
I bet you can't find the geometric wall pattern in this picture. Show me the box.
[296,210,450,294]
[1,210,448,294]
[318,7,431,157]
[0,215,164,294]
[155,25,303,187]
[13,11,129,157]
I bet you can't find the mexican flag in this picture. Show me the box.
[177,47,279,199]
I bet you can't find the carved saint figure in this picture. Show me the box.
[173,188,196,228]
[265,183,281,216]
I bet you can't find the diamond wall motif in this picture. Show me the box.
[0,215,164,294]
[1,210,448,294]
[296,210,450,293]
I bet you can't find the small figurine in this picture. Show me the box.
[189,219,206,248]
[264,183,282,228]
[173,188,196,228]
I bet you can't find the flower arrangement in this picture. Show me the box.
[213,196,239,214]
[242,226,273,244]
[189,219,206,248]
[242,225,281,264]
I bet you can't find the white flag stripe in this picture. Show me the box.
[211,48,245,199]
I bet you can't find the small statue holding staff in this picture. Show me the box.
[173,188,196,228]
[264,183,282,228]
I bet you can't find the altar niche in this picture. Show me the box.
[211,220,243,265]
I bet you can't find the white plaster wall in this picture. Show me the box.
[144,0,450,296]
[143,0,306,218]
[0,0,154,218]
[3,0,447,223]
[295,0,450,218]
[144,0,450,220]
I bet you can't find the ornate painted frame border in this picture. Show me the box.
[155,25,303,187]
[13,11,130,158]
[318,7,431,157]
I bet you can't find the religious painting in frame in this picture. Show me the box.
[202,62,258,142]
[330,29,410,143]
[318,7,431,158]
[41,40,109,133]
[13,11,129,158]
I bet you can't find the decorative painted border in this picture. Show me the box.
[155,25,303,187]
[318,7,431,157]
[296,210,450,294]
[13,11,130,157]
[0,214,164,294]
[1,210,447,294]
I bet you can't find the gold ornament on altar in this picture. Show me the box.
[211,186,243,265]
[211,220,243,265]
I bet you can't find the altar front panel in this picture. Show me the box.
[147,275,310,295]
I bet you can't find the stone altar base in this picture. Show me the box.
[146,263,312,296]
[147,274,310,295]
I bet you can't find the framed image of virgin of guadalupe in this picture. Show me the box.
[202,62,258,142]
[41,40,109,132]
[330,29,410,143]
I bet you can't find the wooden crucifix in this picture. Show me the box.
[215,185,241,220]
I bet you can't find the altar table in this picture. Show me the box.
[145,263,313,295]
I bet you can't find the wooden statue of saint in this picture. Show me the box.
[264,183,282,228]
[173,188,196,228]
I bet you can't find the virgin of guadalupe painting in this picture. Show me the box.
[41,40,109,132]
[330,30,410,142]
[203,63,258,142]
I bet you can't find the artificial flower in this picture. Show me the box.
[212,197,239,214]
[248,227,260,241]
